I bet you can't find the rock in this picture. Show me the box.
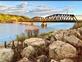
[24,38,46,47]
[37,55,48,62]
[52,29,82,41]
[78,27,82,35]
[0,48,14,62]
[52,30,65,41]
[64,35,82,47]
[24,38,46,55]
[52,30,68,41]
[50,35,56,42]
[49,41,77,60]
[8,41,18,47]
[17,57,32,62]
[45,40,51,46]
[60,59,74,62]
[21,46,36,58]
[70,29,80,36]
[50,59,58,62]
[8,41,25,48]
[66,29,82,40]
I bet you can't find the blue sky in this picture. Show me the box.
[0,1,82,17]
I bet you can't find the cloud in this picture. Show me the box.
[28,5,74,17]
[28,5,63,17]
[0,1,28,15]
[0,2,74,17]
[28,5,56,16]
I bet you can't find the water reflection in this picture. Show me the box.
[41,22,47,29]
[0,23,75,44]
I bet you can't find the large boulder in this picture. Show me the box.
[24,38,46,55]
[21,46,36,58]
[52,30,67,41]
[24,38,46,47]
[60,58,74,62]
[0,48,14,62]
[52,29,82,41]
[66,29,82,40]
[63,35,82,47]
[49,41,77,60]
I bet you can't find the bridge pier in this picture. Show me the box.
[41,22,47,29]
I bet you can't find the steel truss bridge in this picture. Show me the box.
[45,14,78,22]
[30,14,81,22]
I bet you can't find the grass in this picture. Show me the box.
[0,13,30,23]
[38,31,53,38]
[15,31,54,42]
[16,33,29,42]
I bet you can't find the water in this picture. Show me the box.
[0,23,75,44]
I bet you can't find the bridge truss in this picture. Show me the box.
[45,14,78,22]
[30,14,79,22]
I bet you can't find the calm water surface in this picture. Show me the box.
[0,23,75,44]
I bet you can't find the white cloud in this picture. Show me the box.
[0,6,9,11]
[28,5,73,17]
[0,2,74,17]
[0,1,28,16]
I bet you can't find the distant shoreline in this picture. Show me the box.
[0,22,34,25]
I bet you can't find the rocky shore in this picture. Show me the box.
[72,22,82,29]
[1,27,82,62]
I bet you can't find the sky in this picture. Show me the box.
[0,1,82,17]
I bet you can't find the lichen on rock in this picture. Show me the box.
[21,46,36,58]
[0,48,14,62]
[49,41,77,60]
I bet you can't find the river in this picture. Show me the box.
[0,22,75,44]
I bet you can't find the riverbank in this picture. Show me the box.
[0,22,33,25]
[1,26,82,62]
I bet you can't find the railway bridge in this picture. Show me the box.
[31,14,79,29]
[45,14,78,22]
